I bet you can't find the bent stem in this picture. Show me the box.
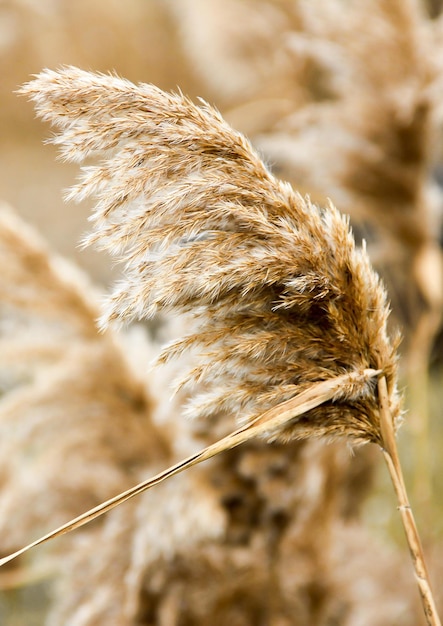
[0,369,378,569]
[378,375,441,626]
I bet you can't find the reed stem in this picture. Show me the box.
[378,375,441,626]
[0,370,376,569]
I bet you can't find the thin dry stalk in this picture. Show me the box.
[378,375,441,626]
[0,368,379,569]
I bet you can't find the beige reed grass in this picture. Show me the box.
[4,67,439,624]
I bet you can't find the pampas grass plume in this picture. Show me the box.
[21,66,399,445]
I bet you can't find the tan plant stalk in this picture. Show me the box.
[0,368,379,569]
[1,374,440,625]
[14,67,440,623]
[378,375,441,626]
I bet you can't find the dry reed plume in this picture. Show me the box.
[7,66,439,623]
[21,66,400,444]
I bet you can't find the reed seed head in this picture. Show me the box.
[20,66,401,445]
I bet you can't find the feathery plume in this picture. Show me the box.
[21,66,399,446]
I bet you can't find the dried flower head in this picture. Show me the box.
[20,66,400,446]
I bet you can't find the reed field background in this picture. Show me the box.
[0,1,442,624]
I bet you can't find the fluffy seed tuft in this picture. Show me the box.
[20,66,401,444]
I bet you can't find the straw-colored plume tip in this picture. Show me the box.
[20,66,400,445]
